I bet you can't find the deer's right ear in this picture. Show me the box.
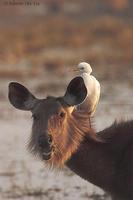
[63,77,87,106]
[8,82,37,111]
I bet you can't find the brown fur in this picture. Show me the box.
[47,109,98,167]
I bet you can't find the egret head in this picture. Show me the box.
[77,62,92,74]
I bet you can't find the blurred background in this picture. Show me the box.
[0,0,133,199]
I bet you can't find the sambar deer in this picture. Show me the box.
[8,77,133,200]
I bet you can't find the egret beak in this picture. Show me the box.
[73,69,79,72]
[72,66,79,72]
[67,68,78,72]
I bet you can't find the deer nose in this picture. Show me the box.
[38,134,53,149]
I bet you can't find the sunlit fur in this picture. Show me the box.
[28,99,100,168]
[47,109,101,167]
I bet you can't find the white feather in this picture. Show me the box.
[76,62,100,116]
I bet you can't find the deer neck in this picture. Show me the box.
[66,135,116,192]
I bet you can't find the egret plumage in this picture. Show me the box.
[75,62,100,116]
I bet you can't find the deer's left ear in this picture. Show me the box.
[63,77,87,106]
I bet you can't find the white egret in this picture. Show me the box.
[75,62,100,116]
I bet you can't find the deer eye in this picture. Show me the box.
[59,111,66,118]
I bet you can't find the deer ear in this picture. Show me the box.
[8,82,37,111]
[63,77,87,106]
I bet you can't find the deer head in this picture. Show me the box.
[8,77,91,167]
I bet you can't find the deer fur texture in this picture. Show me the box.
[8,78,133,200]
